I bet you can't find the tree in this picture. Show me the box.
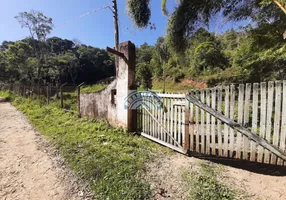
[136,43,155,89]
[187,28,229,72]
[15,10,53,42]
[3,41,34,83]
[54,50,80,84]
[0,52,8,82]
[155,37,170,92]
[15,10,54,83]
[136,63,153,90]
[46,37,75,55]
[77,46,115,84]
[127,0,151,28]
[136,42,154,64]
[127,0,286,52]
[0,41,14,51]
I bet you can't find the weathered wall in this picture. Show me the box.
[80,80,117,123]
[79,41,137,130]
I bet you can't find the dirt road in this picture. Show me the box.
[0,99,88,200]
[146,151,286,200]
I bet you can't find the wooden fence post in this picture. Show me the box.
[61,87,63,108]
[184,98,190,152]
[60,83,67,109]
[23,85,26,97]
[77,82,85,117]
[37,85,40,99]
[46,85,50,104]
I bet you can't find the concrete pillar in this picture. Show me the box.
[116,41,137,132]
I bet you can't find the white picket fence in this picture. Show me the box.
[138,81,286,166]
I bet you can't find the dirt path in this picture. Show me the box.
[146,151,286,200]
[0,99,90,200]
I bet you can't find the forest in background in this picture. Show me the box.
[0,37,115,85]
[131,0,286,90]
[0,0,286,90]
[136,23,286,89]
[0,11,115,86]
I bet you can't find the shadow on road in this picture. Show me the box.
[0,98,8,103]
[188,151,286,176]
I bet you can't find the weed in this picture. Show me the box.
[183,162,235,200]
[81,84,107,93]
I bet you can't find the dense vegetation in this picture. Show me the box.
[0,11,115,86]
[131,0,286,89]
[128,0,286,52]
[136,24,286,88]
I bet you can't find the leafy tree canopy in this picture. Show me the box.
[127,0,286,52]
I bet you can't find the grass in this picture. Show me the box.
[151,78,197,92]
[0,90,157,200]
[50,91,78,111]
[81,84,107,93]
[183,162,235,200]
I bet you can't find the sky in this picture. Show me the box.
[0,0,250,48]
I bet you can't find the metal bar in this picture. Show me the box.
[141,133,186,154]
[143,106,183,148]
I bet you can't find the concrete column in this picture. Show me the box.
[116,41,137,132]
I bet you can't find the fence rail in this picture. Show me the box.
[0,83,78,111]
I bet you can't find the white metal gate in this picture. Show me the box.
[137,92,188,153]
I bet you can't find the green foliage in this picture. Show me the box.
[127,0,151,28]
[0,11,115,86]
[3,41,34,83]
[0,37,115,85]
[1,92,158,200]
[154,37,170,63]
[81,84,107,93]
[152,78,196,92]
[161,0,168,15]
[136,43,155,89]
[193,41,228,71]
[134,17,286,88]
[136,63,153,90]
[128,0,286,53]
[0,90,14,101]
[167,0,224,53]
[183,162,235,200]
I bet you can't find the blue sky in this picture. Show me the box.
[0,0,250,48]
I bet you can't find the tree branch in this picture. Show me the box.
[273,0,286,14]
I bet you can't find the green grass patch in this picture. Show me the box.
[0,90,12,100]
[49,91,78,111]
[183,162,235,200]
[81,84,107,93]
[152,78,198,92]
[0,90,157,199]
